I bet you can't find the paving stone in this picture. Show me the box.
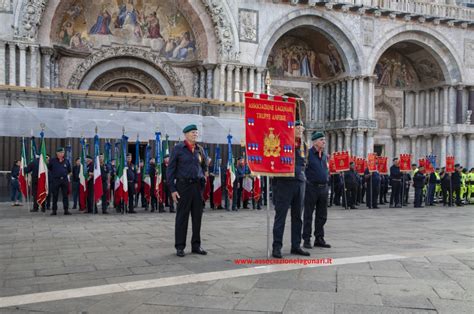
[289,290,383,306]
[235,288,291,312]
[334,303,437,314]
[145,292,242,310]
[429,298,474,314]
[381,296,435,310]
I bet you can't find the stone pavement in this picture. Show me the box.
[0,202,473,313]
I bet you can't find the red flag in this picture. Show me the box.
[367,153,377,172]
[446,156,455,173]
[400,154,412,172]
[19,138,28,198]
[253,175,261,202]
[356,157,366,175]
[377,157,388,174]
[329,155,337,174]
[93,156,103,203]
[37,136,48,206]
[203,175,211,202]
[242,177,252,202]
[333,151,350,172]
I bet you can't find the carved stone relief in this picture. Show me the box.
[464,39,474,68]
[14,0,48,41]
[239,8,258,43]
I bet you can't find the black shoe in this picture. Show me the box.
[170,209,176,213]
[102,211,108,214]
[192,247,207,255]
[373,206,380,209]
[291,247,310,256]
[176,249,185,257]
[350,206,357,209]
[128,210,137,214]
[41,208,46,213]
[64,211,72,215]
[272,250,282,258]
[314,237,331,248]
[303,241,312,249]
[30,209,39,212]
[50,212,57,216]
[72,206,77,210]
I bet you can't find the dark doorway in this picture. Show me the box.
[374,145,384,157]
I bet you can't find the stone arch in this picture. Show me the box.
[67,47,185,96]
[32,0,221,62]
[255,9,364,76]
[374,99,399,159]
[367,26,464,85]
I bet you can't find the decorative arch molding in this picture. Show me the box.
[255,9,364,76]
[89,68,165,95]
[67,47,184,96]
[375,95,402,130]
[199,0,239,61]
[13,0,48,41]
[367,26,464,85]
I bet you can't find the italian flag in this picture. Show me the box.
[36,136,48,206]
[155,162,162,202]
[213,167,222,207]
[242,176,253,202]
[93,156,103,203]
[114,147,128,205]
[19,138,28,198]
[226,158,235,200]
[79,143,87,210]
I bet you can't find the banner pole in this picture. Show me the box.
[266,176,271,259]
[342,172,348,210]
[401,173,405,207]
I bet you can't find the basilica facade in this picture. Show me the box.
[0,0,473,168]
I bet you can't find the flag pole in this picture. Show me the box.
[265,72,271,259]
[23,137,30,213]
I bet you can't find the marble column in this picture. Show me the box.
[454,133,463,164]
[242,67,248,92]
[219,64,226,101]
[18,44,27,87]
[346,77,353,120]
[340,80,346,120]
[325,85,330,121]
[344,128,352,153]
[446,134,454,157]
[414,91,420,127]
[205,64,214,99]
[199,67,206,98]
[0,42,5,85]
[30,45,38,87]
[234,65,241,102]
[448,86,456,124]
[410,135,417,161]
[41,47,54,88]
[335,81,341,120]
[424,90,430,126]
[468,134,474,167]
[425,134,432,155]
[311,84,319,121]
[442,86,449,125]
[192,68,199,97]
[256,68,263,94]
[352,77,359,119]
[358,77,365,119]
[394,135,402,159]
[366,129,374,155]
[330,131,336,154]
[318,84,324,121]
[248,67,255,93]
[330,83,336,121]
[367,76,375,120]
[336,130,343,152]
[456,85,464,124]
[226,65,235,102]
[356,129,364,157]
[9,43,16,86]
[53,54,59,88]
[407,91,414,127]
[439,134,447,167]
[434,88,440,125]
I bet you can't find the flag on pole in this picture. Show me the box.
[121,135,129,204]
[19,137,28,198]
[93,134,103,203]
[135,136,141,193]
[37,131,48,206]
[66,144,72,195]
[114,140,123,206]
[79,138,87,210]
[242,176,253,202]
[155,132,163,202]
[212,147,222,207]
[29,136,37,163]
[226,134,236,200]
[144,144,151,203]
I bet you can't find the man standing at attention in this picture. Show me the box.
[303,131,331,249]
[167,125,208,257]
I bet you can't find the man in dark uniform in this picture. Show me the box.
[343,162,358,209]
[272,121,310,258]
[162,154,175,213]
[232,157,245,211]
[167,124,208,257]
[413,165,426,208]
[452,164,463,206]
[46,154,52,210]
[99,154,109,214]
[389,158,402,208]
[85,155,94,213]
[48,147,72,215]
[365,167,381,209]
[149,158,158,212]
[126,153,137,213]
[303,131,331,249]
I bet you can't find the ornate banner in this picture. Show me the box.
[418,158,426,169]
[400,154,412,172]
[333,151,350,172]
[377,156,388,175]
[424,158,434,174]
[446,156,455,173]
[245,93,296,176]
[329,156,337,175]
[355,157,366,175]
[367,153,377,172]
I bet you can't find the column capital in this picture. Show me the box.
[356,128,366,135]
[442,84,450,90]
[366,129,374,136]
[219,63,227,70]
[256,67,265,74]
[467,133,474,140]
[409,135,418,140]
[368,75,377,83]
[234,65,242,70]
[469,86,474,92]
[29,45,39,52]
[343,128,352,137]
[456,84,465,91]
[454,132,464,140]
[438,133,448,138]
[17,43,28,50]
[203,64,216,70]
[345,76,354,81]
[226,64,235,71]
[40,46,55,55]
[423,134,432,140]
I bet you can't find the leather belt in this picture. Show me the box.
[177,178,200,183]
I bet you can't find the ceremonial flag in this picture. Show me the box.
[242,176,253,202]
[155,132,163,202]
[93,134,103,203]
[213,147,222,207]
[144,144,151,203]
[333,151,350,172]
[400,154,412,172]
[66,144,72,196]
[135,136,141,193]
[114,140,123,206]
[377,156,388,174]
[19,137,27,198]
[120,135,129,204]
[29,136,37,163]
[329,155,337,174]
[446,156,455,173]
[254,175,261,202]
[37,131,48,206]
[226,134,236,200]
[367,153,377,172]
[356,157,366,175]
[104,141,111,165]
[79,138,87,210]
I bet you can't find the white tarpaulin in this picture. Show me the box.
[0,107,244,144]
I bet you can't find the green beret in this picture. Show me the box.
[56,147,65,153]
[311,131,325,141]
[295,120,303,127]
[183,124,198,133]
